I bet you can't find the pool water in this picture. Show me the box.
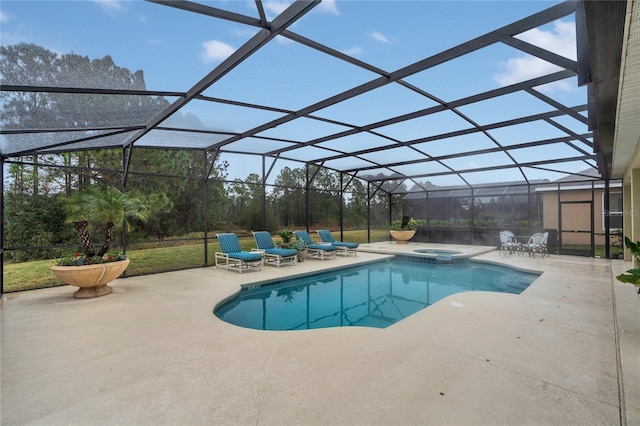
[214,257,539,331]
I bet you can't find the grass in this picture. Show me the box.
[3,229,390,293]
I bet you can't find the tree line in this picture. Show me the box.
[1,43,389,262]
[3,153,382,262]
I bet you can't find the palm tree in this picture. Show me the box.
[66,187,149,263]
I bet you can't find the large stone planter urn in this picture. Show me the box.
[51,259,130,299]
[389,230,416,244]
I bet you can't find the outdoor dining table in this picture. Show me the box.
[510,236,530,256]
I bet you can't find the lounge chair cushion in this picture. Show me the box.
[218,233,244,253]
[317,230,358,249]
[253,231,277,250]
[264,248,298,257]
[331,241,359,249]
[295,231,337,252]
[253,231,297,256]
[317,230,338,243]
[308,243,337,252]
[216,233,263,273]
[227,251,263,262]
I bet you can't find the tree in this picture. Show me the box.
[1,43,169,195]
[1,43,166,131]
[345,179,367,229]
[308,166,340,227]
[1,43,230,248]
[3,192,71,262]
[65,187,149,263]
[272,166,307,227]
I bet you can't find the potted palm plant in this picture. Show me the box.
[50,186,149,299]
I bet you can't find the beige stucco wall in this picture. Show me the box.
[541,187,613,246]
[623,145,640,262]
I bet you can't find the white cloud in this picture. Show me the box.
[519,21,576,60]
[263,0,338,19]
[494,20,576,93]
[495,56,562,85]
[370,31,390,44]
[274,34,295,45]
[0,11,9,23]
[537,79,574,93]
[201,40,236,63]
[92,0,123,14]
[263,1,291,19]
[342,46,363,57]
[317,0,340,16]
[232,28,260,39]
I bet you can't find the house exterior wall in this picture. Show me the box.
[541,187,613,246]
[627,167,640,262]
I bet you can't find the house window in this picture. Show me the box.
[604,191,623,230]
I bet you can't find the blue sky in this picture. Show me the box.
[0,0,591,186]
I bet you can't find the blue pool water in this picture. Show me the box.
[214,257,539,331]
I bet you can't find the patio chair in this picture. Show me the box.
[252,231,298,268]
[499,231,520,255]
[525,232,546,258]
[316,230,358,256]
[540,231,549,257]
[215,233,263,273]
[294,231,337,261]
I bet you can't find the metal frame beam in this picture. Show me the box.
[365,155,596,184]
[0,1,606,199]
[206,1,578,152]
[301,105,589,166]
[125,0,320,150]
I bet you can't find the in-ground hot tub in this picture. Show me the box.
[413,249,464,262]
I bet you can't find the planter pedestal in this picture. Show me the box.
[389,230,416,244]
[297,249,307,262]
[51,259,130,299]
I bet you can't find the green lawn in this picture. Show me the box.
[3,229,389,293]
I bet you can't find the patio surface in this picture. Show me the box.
[1,242,639,425]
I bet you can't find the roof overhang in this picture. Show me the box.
[583,0,638,179]
[611,0,640,179]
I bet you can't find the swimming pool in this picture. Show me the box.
[214,257,540,331]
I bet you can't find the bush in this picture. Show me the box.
[4,193,73,262]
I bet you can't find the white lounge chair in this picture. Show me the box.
[215,233,263,273]
[294,231,337,261]
[317,229,358,256]
[252,231,298,268]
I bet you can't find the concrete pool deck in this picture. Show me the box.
[1,242,639,425]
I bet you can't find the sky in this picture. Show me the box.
[0,0,592,187]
